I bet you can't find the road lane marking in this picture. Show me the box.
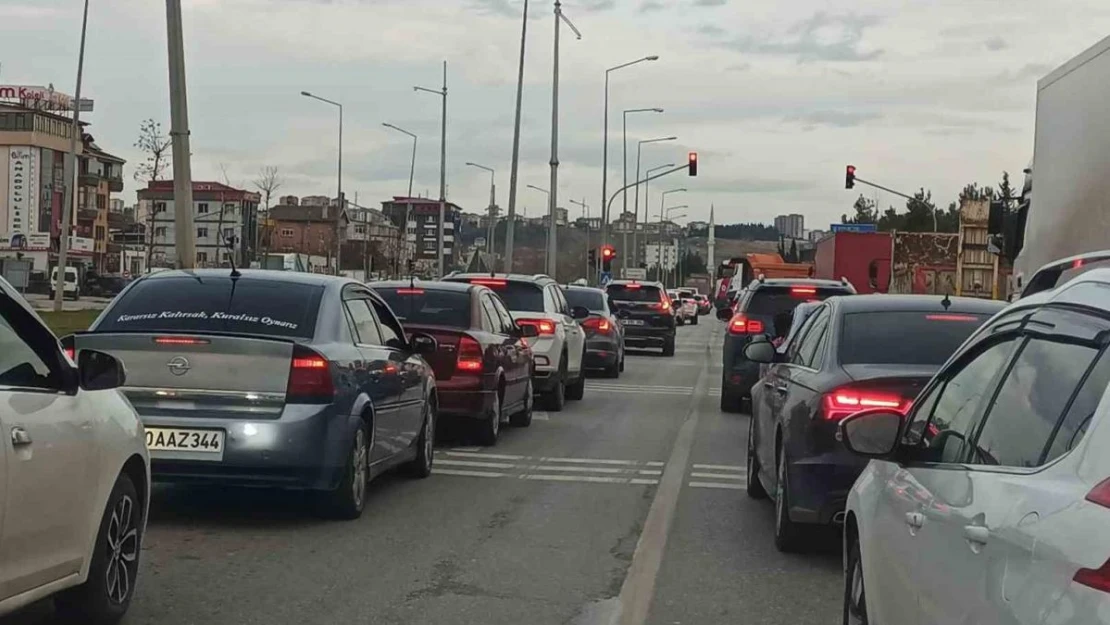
[435,469,506,478]
[540,456,640,466]
[692,463,745,472]
[436,459,518,470]
[688,481,744,490]
[450,446,482,452]
[533,411,550,421]
[440,451,664,467]
[520,474,659,486]
[441,451,526,461]
[689,472,745,480]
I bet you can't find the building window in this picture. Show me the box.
[154,227,167,238]
[196,251,208,263]
[223,228,235,240]
[198,203,209,214]
[197,227,208,238]
[96,194,106,210]
[281,228,294,238]
[94,225,106,240]
[155,202,167,213]
[355,225,367,235]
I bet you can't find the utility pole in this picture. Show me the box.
[54,0,89,312]
[547,0,581,278]
[416,64,448,277]
[166,0,195,270]
[504,0,528,273]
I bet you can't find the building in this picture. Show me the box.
[554,207,568,226]
[381,197,463,273]
[138,180,261,268]
[265,202,348,271]
[78,136,125,270]
[774,213,805,240]
[808,229,829,243]
[345,202,405,274]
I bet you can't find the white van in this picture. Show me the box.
[49,266,80,300]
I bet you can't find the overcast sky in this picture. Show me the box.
[4,0,1110,229]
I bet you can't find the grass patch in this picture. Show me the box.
[37,309,102,336]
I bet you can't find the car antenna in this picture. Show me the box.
[409,274,416,290]
[941,292,952,310]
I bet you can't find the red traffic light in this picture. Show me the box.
[601,246,615,259]
[688,152,698,177]
[845,165,856,189]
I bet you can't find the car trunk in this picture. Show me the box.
[403,324,467,381]
[72,332,296,420]
[840,363,938,404]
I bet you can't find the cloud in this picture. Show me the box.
[466,0,518,17]
[693,0,727,6]
[579,0,617,11]
[984,36,1008,51]
[784,110,882,128]
[725,62,751,72]
[721,12,883,63]
[639,0,664,13]
[697,23,727,37]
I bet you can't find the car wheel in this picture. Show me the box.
[55,473,143,625]
[619,350,625,373]
[843,533,869,625]
[544,363,567,412]
[320,422,369,520]
[407,399,435,478]
[566,357,586,401]
[476,389,501,446]
[510,378,534,427]
[691,315,699,326]
[602,358,620,378]
[662,337,675,357]
[774,446,803,552]
[746,419,768,500]
[677,317,685,327]
[719,387,740,413]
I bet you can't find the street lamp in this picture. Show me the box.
[661,205,688,287]
[569,198,589,280]
[635,137,677,223]
[301,90,343,275]
[547,0,583,279]
[382,123,417,198]
[383,122,417,276]
[415,61,448,277]
[622,108,663,219]
[528,185,550,273]
[600,54,659,248]
[643,163,675,264]
[466,162,496,255]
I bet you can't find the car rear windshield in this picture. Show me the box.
[462,280,544,312]
[96,276,323,339]
[608,284,663,303]
[745,286,849,316]
[565,289,605,311]
[839,311,991,366]
[375,288,471,328]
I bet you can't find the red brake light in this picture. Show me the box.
[791,287,817,296]
[582,317,612,333]
[1086,477,1110,509]
[660,300,671,311]
[728,315,764,335]
[1074,259,1086,269]
[517,319,555,335]
[624,283,641,289]
[470,279,506,287]
[457,335,484,373]
[925,314,979,322]
[395,288,424,295]
[287,345,334,403]
[822,389,911,421]
[1074,561,1110,594]
[64,347,75,360]
[153,336,211,346]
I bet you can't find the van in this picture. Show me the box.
[49,266,80,300]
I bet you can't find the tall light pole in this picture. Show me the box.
[528,184,549,273]
[547,0,582,279]
[415,61,448,277]
[635,136,677,229]
[659,188,686,284]
[301,91,343,274]
[600,54,659,250]
[643,163,675,270]
[661,205,688,288]
[622,108,663,271]
[383,122,417,276]
[466,162,496,256]
[569,198,589,281]
[505,0,529,274]
[54,0,90,312]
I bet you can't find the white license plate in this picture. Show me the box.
[145,427,224,453]
[621,319,645,326]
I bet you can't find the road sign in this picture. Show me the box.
[599,271,612,287]
[830,223,878,233]
[621,267,646,280]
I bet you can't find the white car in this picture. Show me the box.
[0,277,149,624]
[840,262,1110,625]
[667,290,698,325]
[446,274,587,411]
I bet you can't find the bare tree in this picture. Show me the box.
[215,163,236,268]
[134,119,171,271]
[253,166,284,262]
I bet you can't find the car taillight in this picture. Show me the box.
[659,300,671,311]
[1075,478,1110,593]
[153,336,211,346]
[64,347,75,360]
[470,279,506,287]
[395,288,424,295]
[822,389,911,421]
[791,286,817,296]
[286,345,334,404]
[456,335,484,373]
[582,317,611,333]
[517,319,555,335]
[728,315,764,335]
[60,335,75,361]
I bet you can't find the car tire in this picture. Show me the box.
[319,422,370,520]
[544,364,567,412]
[55,472,143,625]
[510,378,534,427]
[602,359,620,378]
[746,419,768,500]
[406,399,436,478]
[843,531,869,625]
[619,351,625,373]
[662,337,675,357]
[774,446,803,553]
[676,317,685,327]
[566,359,586,401]
[476,390,501,446]
[691,315,699,326]
[719,387,741,413]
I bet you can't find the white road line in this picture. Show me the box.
[586,384,694,391]
[532,411,550,421]
[688,481,745,490]
[692,463,745,472]
[539,456,640,466]
[441,451,526,461]
[440,451,666,468]
[450,446,481,452]
[645,461,665,467]
[435,469,506,478]
[690,472,745,480]
[520,473,659,486]
[436,459,518,470]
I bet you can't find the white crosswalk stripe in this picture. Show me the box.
[432,450,665,486]
[687,462,748,491]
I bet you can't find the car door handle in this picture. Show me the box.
[774,385,788,394]
[10,427,31,446]
[904,512,924,530]
[963,525,990,546]
[762,381,775,388]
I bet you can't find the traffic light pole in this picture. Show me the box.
[850,175,938,231]
[601,162,690,281]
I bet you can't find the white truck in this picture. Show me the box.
[1013,34,1110,297]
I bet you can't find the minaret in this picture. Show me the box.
[707,204,716,273]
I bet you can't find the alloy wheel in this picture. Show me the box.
[352,428,368,509]
[422,404,435,471]
[105,494,139,605]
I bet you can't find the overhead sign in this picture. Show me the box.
[0,85,74,111]
[830,223,878,233]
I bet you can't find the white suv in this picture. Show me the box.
[0,277,149,624]
[446,274,587,411]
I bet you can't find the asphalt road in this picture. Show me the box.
[3,318,841,625]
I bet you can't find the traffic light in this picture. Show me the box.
[845,165,856,189]
[688,152,698,177]
[601,245,616,272]
[588,247,597,265]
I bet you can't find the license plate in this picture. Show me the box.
[621,319,645,326]
[145,427,224,453]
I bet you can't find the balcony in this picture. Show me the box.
[108,175,123,193]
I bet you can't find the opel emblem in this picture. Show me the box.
[167,356,191,376]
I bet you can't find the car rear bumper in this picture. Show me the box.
[622,326,674,347]
[584,337,620,368]
[439,388,496,420]
[786,451,869,525]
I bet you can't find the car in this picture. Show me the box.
[606,280,676,356]
[676,289,700,325]
[443,273,588,411]
[667,289,697,325]
[66,269,438,520]
[0,276,149,624]
[757,300,823,381]
[841,266,1110,624]
[718,278,857,412]
[693,294,712,316]
[372,280,536,445]
[49,265,81,300]
[743,293,1005,552]
[564,284,626,378]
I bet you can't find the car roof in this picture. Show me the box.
[371,280,474,293]
[608,280,664,288]
[447,272,556,285]
[565,285,606,294]
[138,268,351,288]
[829,293,1007,315]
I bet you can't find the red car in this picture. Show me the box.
[373,281,537,446]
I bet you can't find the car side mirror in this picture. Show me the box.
[716,308,733,321]
[518,323,539,338]
[838,409,904,458]
[409,333,438,356]
[571,305,591,320]
[78,349,126,391]
[743,337,776,364]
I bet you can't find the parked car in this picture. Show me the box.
[0,276,149,624]
[744,293,1005,552]
[564,284,626,378]
[841,266,1110,624]
[49,265,80,300]
[693,294,712,316]
[372,280,536,445]
[444,273,588,411]
[607,280,676,356]
[718,278,857,412]
[65,269,438,520]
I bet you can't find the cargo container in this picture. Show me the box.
[813,232,891,294]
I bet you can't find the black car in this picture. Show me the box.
[718,278,857,412]
[605,280,676,357]
[564,285,625,377]
[743,293,1006,551]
